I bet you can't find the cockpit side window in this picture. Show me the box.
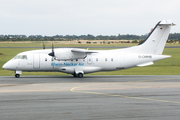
[14,55,21,59]
[21,55,27,60]
[14,55,27,60]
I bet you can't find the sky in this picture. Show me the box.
[0,0,180,36]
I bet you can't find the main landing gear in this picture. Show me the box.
[73,73,84,78]
[77,73,83,78]
[15,74,20,78]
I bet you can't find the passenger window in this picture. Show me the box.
[111,58,113,61]
[89,58,91,61]
[45,58,47,61]
[76,59,78,61]
[96,58,98,61]
[105,58,107,61]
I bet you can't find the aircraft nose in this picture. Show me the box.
[2,62,9,69]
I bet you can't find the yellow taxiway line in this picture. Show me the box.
[71,77,180,104]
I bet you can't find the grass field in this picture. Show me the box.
[0,41,139,47]
[0,41,180,76]
[1,41,180,47]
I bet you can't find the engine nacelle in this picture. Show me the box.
[54,48,86,60]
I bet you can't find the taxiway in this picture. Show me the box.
[0,75,180,120]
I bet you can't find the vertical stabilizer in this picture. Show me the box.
[123,20,174,55]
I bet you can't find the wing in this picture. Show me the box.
[71,49,98,53]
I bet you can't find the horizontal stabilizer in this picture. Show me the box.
[137,62,154,67]
[159,20,175,26]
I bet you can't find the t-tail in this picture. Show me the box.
[123,20,175,55]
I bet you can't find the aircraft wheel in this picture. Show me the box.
[15,74,20,78]
[78,73,83,78]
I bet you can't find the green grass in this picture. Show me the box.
[0,41,180,47]
[1,43,180,76]
[0,42,138,47]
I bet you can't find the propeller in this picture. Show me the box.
[43,42,45,49]
[48,43,55,57]
[48,43,55,68]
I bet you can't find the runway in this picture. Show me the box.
[0,75,180,120]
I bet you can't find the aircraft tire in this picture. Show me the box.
[78,73,83,78]
[15,74,20,78]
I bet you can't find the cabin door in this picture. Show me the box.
[33,54,40,69]
[116,55,124,69]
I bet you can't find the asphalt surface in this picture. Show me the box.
[0,75,180,120]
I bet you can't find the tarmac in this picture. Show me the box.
[0,75,180,120]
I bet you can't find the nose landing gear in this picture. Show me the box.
[15,74,20,78]
[15,71,22,78]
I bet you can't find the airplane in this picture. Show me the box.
[2,20,175,78]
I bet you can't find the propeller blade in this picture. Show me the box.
[52,43,54,52]
[48,43,55,57]
[43,42,45,49]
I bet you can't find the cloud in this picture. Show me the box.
[0,0,179,35]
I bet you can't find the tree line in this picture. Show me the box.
[0,33,180,41]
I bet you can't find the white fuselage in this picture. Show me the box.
[3,48,170,74]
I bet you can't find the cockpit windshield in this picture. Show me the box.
[14,55,27,60]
